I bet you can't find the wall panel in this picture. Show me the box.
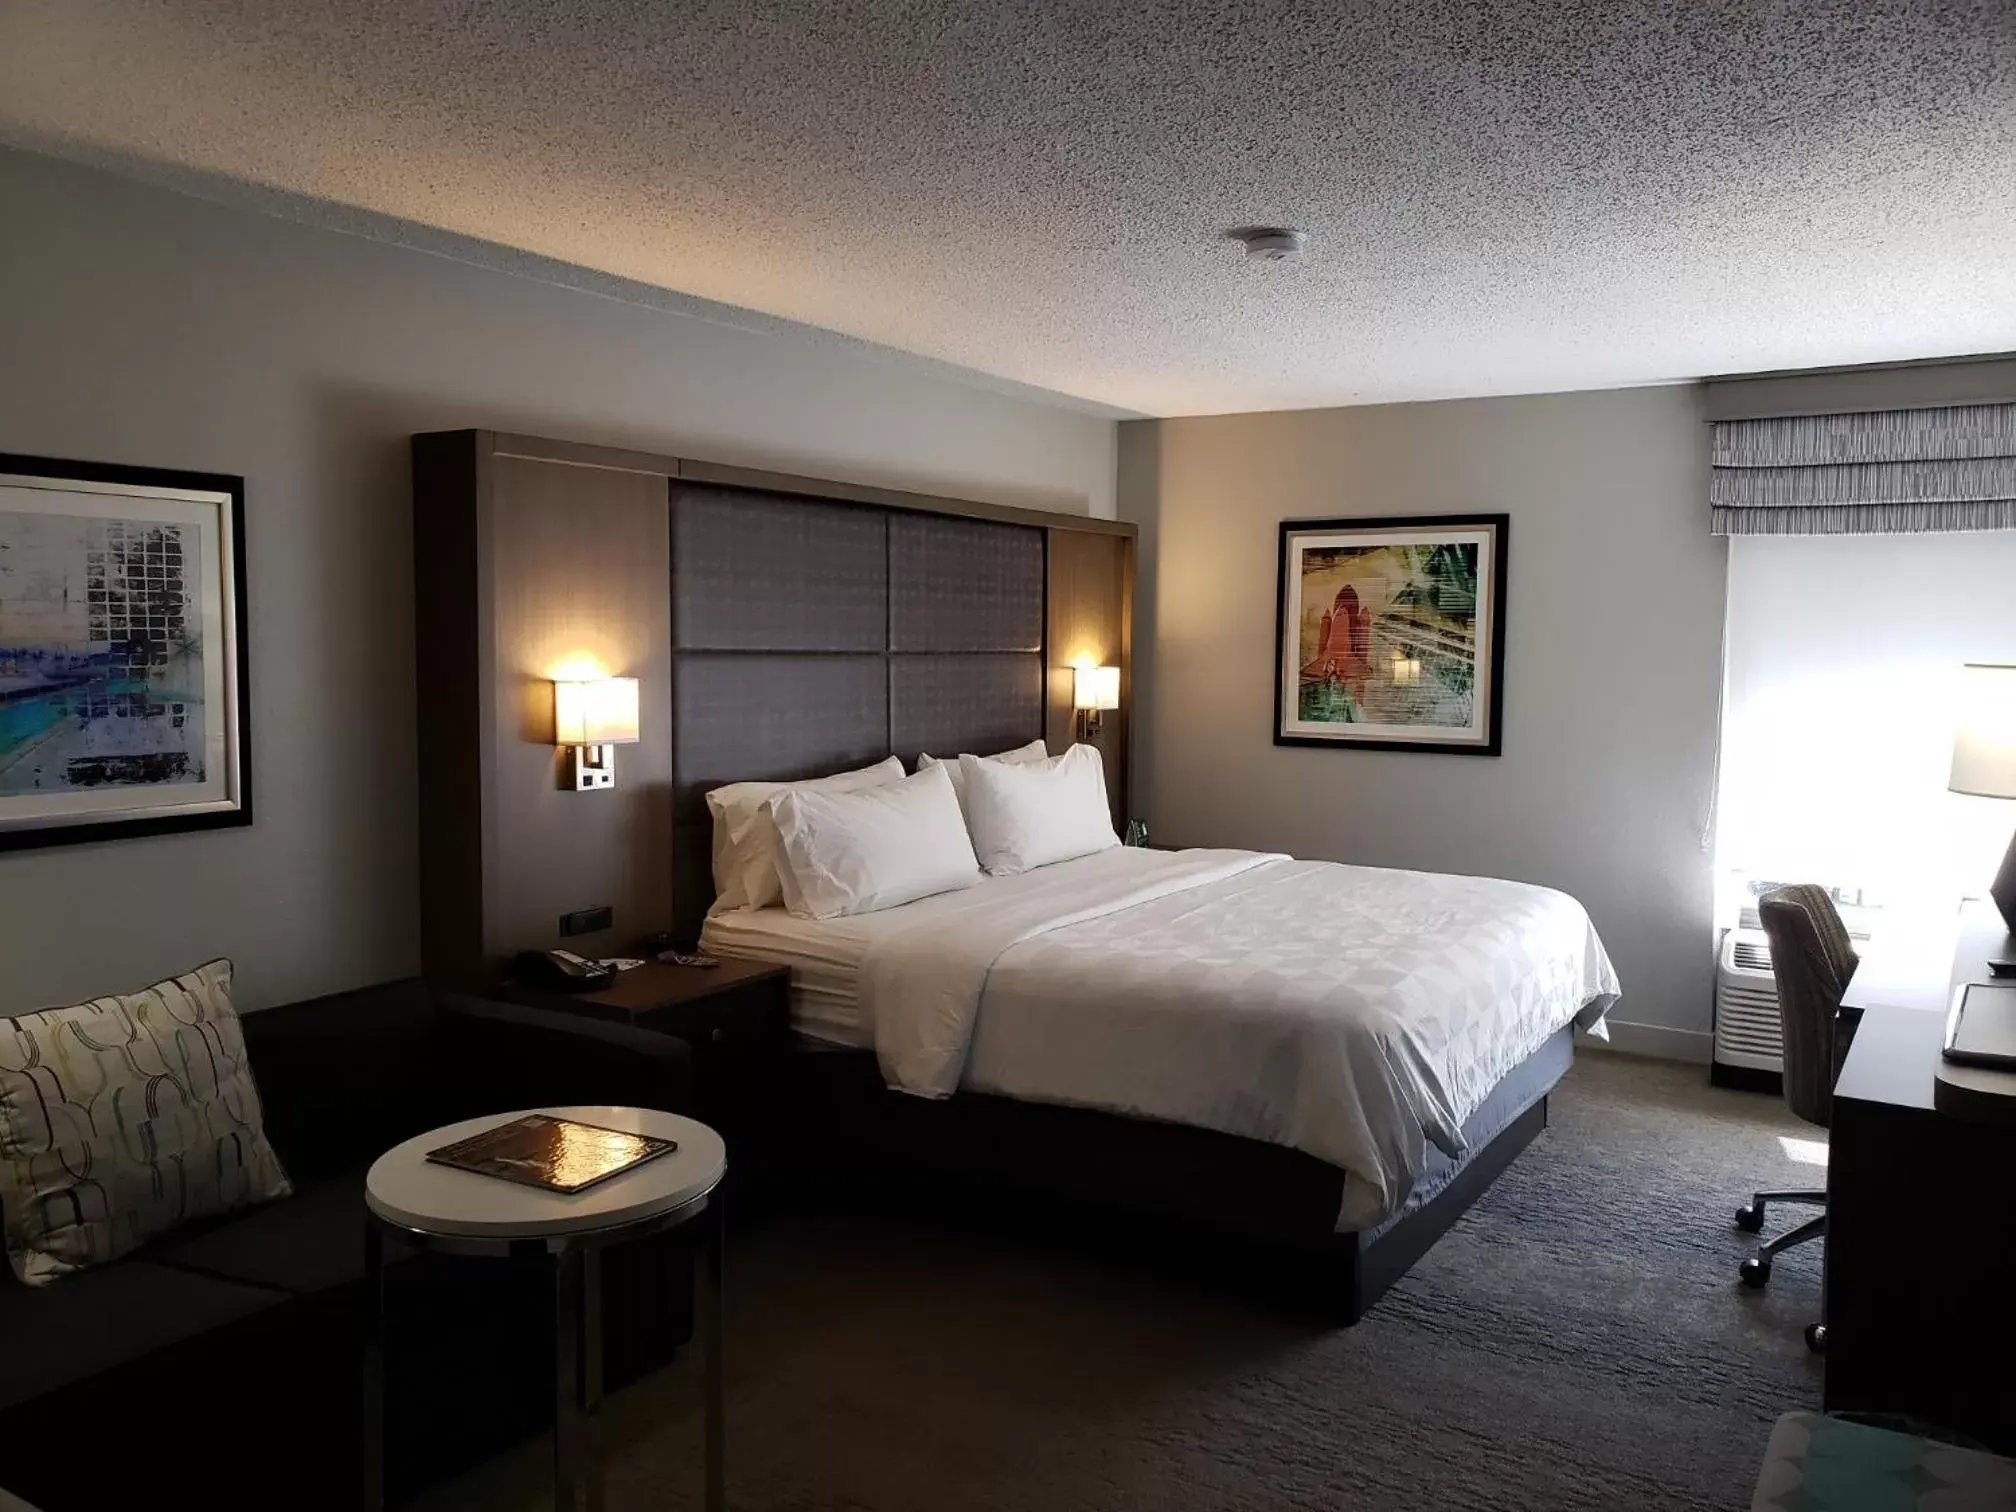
[1045,529,1134,826]
[484,454,673,967]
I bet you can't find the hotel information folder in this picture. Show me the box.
[425,1114,679,1195]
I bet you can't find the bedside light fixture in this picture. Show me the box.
[1073,661,1120,741]
[553,676,639,791]
[1949,662,2016,933]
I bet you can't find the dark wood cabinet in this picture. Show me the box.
[500,959,792,1202]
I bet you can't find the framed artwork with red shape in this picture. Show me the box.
[1274,513,1508,756]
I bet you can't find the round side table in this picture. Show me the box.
[362,1106,727,1512]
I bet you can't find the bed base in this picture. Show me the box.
[777,1027,1570,1324]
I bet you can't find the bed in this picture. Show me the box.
[702,843,1617,1316]
[669,478,1618,1319]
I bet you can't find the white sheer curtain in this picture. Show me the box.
[1714,532,2016,932]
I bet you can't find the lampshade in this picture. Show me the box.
[1949,663,2016,800]
[553,677,640,746]
[1074,665,1120,712]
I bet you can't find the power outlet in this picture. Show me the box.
[559,905,614,938]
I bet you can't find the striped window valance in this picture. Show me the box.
[1710,402,2016,536]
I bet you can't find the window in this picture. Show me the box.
[1713,531,2016,935]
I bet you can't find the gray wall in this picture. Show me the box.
[1120,386,1727,1056]
[0,148,1117,1012]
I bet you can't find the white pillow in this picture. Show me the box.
[770,762,980,919]
[960,743,1120,877]
[705,756,905,913]
[916,738,1047,816]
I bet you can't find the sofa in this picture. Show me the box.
[0,977,695,1512]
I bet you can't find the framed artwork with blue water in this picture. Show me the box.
[1274,513,1507,756]
[0,453,250,849]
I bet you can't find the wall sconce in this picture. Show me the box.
[1073,662,1120,741]
[553,677,639,791]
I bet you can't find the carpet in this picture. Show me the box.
[421,1052,1826,1511]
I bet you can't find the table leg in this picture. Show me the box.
[703,1194,725,1512]
[555,1243,584,1512]
[582,1246,604,1512]
[363,1219,385,1512]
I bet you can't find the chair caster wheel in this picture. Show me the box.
[1734,1204,1765,1234]
[1805,1323,1827,1353]
[1739,1256,1772,1289]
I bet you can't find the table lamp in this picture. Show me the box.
[1948,662,2016,934]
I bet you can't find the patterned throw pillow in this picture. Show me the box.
[0,959,292,1286]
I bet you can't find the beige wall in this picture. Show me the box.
[1120,386,1727,1054]
[0,147,1117,1012]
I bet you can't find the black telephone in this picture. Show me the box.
[514,948,614,993]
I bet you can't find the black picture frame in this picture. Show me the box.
[0,451,252,850]
[1273,512,1508,756]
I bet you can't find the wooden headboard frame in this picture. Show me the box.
[411,429,1133,983]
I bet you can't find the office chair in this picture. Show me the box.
[1734,883,1858,1354]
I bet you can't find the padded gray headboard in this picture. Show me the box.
[669,481,1046,939]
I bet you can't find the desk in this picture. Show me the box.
[1827,899,2016,1450]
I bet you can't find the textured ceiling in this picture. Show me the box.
[1,0,2012,417]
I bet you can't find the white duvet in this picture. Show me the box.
[860,846,1619,1229]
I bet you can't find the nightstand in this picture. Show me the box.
[500,958,791,1194]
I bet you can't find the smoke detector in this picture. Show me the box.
[1229,226,1308,262]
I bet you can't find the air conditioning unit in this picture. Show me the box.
[1714,928,1784,1074]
